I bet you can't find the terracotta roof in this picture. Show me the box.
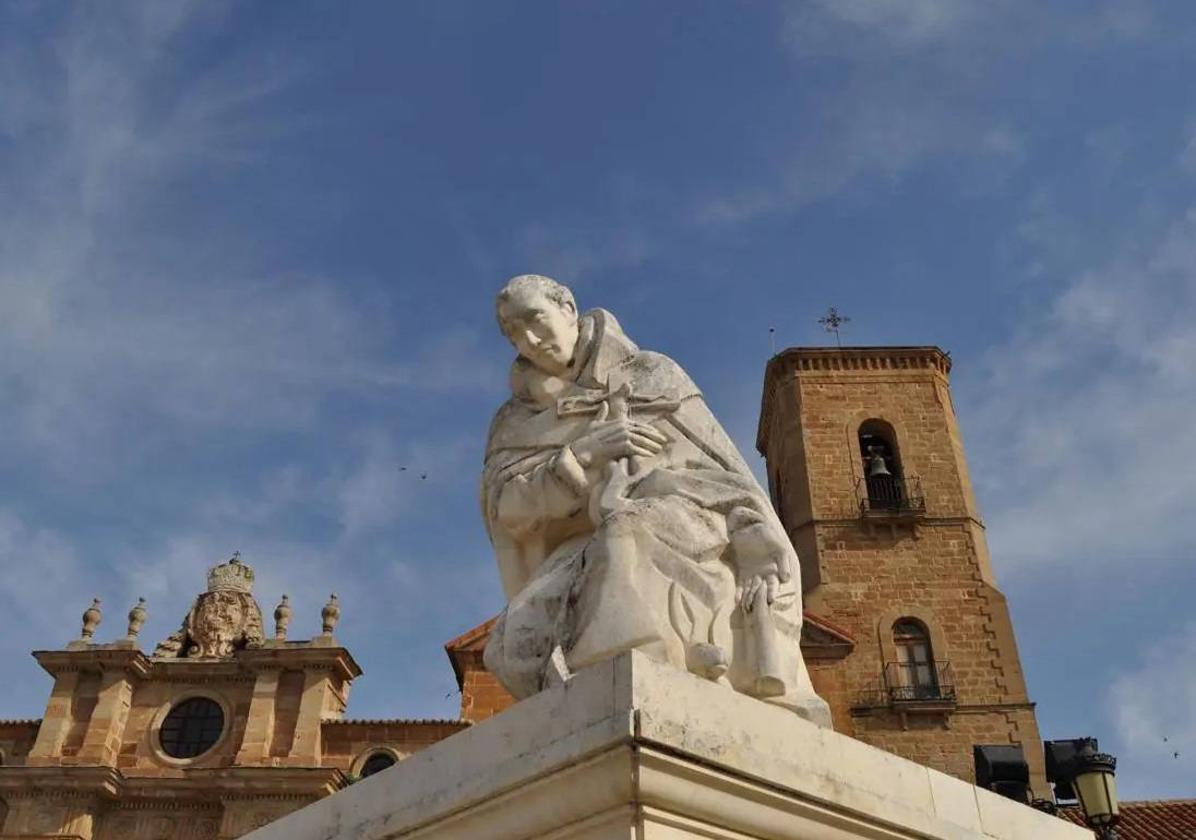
[325,718,469,727]
[804,611,856,643]
[1060,799,1196,839]
[0,719,40,726]
[444,617,497,654]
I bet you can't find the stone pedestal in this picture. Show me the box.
[245,652,1087,840]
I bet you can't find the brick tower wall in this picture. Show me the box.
[758,347,1046,793]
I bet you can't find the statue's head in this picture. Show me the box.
[496,274,580,376]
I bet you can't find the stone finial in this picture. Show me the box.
[274,594,292,641]
[126,597,148,640]
[321,594,341,636]
[81,597,102,641]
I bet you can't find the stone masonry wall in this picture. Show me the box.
[319,720,469,774]
[116,678,254,773]
[0,721,38,766]
[459,666,516,723]
[759,348,1045,793]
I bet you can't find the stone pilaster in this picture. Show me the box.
[235,669,281,765]
[76,669,134,766]
[26,671,80,766]
[286,670,328,765]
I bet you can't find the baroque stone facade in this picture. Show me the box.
[0,556,467,840]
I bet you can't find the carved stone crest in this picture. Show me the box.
[154,554,264,659]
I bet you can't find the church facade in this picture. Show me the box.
[0,557,466,839]
[0,345,1052,838]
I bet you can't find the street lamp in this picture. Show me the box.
[1072,740,1119,840]
[1044,738,1120,840]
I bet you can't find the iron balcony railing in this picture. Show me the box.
[856,474,926,516]
[884,660,956,704]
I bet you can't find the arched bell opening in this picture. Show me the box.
[859,419,903,510]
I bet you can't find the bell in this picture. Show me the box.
[868,451,892,477]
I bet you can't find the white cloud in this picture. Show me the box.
[1107,621,1196,798]
[691,2,1042,227]
[0,510,92,644]
[1182,124,1196,175]
[967,206,1196,574]
[0,3,494,483]
[517,221,653,287]
[783,0,986,51]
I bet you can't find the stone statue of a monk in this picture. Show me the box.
[482,275,830,724]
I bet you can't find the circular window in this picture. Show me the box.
[159,697,225,759]
[359,751,397,778]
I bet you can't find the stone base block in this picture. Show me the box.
[246,652,1087,840]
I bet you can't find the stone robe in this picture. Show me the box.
[482,309,829,723]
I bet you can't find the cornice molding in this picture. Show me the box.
[757,345,951,455]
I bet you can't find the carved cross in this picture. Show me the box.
[556,383,679,420]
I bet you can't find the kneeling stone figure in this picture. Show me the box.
[482,274,831,725]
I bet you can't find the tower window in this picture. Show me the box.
[159,697,224,759]
[892,619,938,700]
[359,750,397,778]
[859,419,903,509]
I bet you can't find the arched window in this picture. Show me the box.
[893,619,938,700]
[859,419,903,509]
[359,751,397,779]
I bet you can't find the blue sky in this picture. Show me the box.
[2,0,1194,800]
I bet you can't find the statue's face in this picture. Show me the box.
[499,290,579,375]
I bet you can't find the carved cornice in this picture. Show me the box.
[238,646,362,681]
[0,765,122,798]
[89,799,221,812]
[31,648,152,680]
[0,765,347,803]
[325,718,469,729]
[757,345,951,455]
[143,659,253,683]
[180,766,348,798]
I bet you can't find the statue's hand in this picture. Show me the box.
[728,507,792,612]
[570,403,667,469]
[735,559,784,613]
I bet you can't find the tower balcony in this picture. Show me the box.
[852,661,957,728]
[856,475,926,517]
[883,660,957,705]
[856,475,926,538]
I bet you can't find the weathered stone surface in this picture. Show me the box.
[154,555,264,660]
[757,346,1047,790]
[0,557,466,840]
[483,275,828,723]
[243,651,1088,840]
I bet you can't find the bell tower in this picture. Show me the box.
[757,346,1046,793]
